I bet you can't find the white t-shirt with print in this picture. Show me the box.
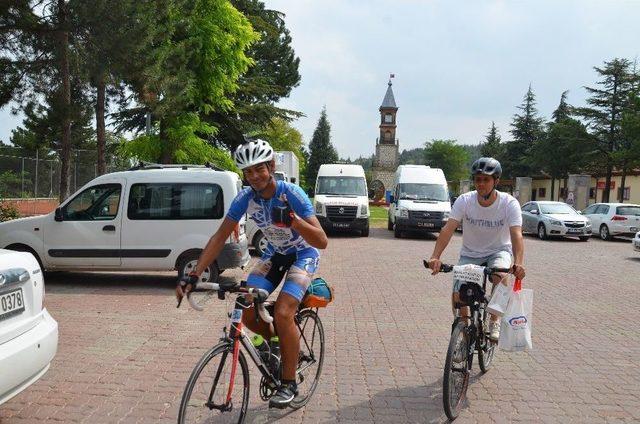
[450,190,522,258]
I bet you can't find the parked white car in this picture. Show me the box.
[0,165,250,283]
[521,201,591,241]
[581,203,640,240]
[633,231,640,252]
[0,249,58,405]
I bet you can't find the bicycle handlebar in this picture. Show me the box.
[422,259,511,275]
[185,282,273,323]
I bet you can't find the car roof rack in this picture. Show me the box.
[128,161,225,171]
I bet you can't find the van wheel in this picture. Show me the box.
[361,225,369,237]
[387,216,393,231]
[6,244,44,271]
[253,231,268,256]
[394,225,402,238]
[177,252,219,284]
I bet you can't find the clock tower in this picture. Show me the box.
[370,79,400,201]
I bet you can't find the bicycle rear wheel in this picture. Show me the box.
[478,307,497,373]
[443,320,470,421]
[290,309,325,409]
[178,341,250,424]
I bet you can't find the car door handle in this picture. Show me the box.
[103,225,116,232]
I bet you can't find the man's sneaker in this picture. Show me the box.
[489,320,500,342]
[269,382,298,409]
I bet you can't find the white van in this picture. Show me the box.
[388,165,451,238]
[0,164,250,283]
[314,164,370,236]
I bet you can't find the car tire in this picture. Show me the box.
[579,236,589,242]
[387,216,393,231]
[361,225,370,237]
[253,231,268,256]
[6,244,44,271]
[599,224,612,241]
[177,251,219,284]
[537,223,548,240]
[394,224,402,239]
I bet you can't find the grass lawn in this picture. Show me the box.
[369,204,389,228]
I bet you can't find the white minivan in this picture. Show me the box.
[0,164,250,283]
[313,164,370,236]
[388,165,451,238]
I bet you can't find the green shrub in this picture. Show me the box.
[0,202,21,222]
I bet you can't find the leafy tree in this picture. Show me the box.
[504,85,545,178]
[578,58,637,202]
[399,147,426,165]
[306,107,338,187]
[1,0,75,200]
[423,139,469,183]
[253,117,307,185]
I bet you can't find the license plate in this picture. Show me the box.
[0,288,25,321]
[567,228,582,234]
[333,223,350,228]
[417,222,435,228]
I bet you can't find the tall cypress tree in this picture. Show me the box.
[578,58,637,202]
[306,107,338,190]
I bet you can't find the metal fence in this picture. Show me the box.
[0,146,130,199]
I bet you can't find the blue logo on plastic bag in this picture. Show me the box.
[509,315,527,327]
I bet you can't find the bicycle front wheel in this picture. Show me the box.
[178,341,250,424]
[443,320,470,421]
[478,308,497,373]
[290,309,325,409]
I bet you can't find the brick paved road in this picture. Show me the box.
[2,230,639,423]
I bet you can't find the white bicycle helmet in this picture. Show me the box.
[233,138,274,170]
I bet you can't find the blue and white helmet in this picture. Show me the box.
[233,138,274,170]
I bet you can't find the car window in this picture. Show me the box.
[616,206,640,216]
[127,183,223,220]
[539,203,575,214]
[595,205,610,215]
[583,204,598,214]
[521,203,533,212]
[63,184,121,221]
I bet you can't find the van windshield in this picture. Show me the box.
[316,176,367,196]
[398,183,448,201]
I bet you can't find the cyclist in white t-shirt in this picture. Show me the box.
[427,157,526,341]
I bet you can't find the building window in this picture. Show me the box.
[622,187,630,201]
[589,187,596,198]
[538,187,546,198]
[559,187,567,198]
[384,131,391,141]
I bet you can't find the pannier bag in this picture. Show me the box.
[302,277,334,308]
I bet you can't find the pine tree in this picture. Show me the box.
[552,90,571,123]
[504,85,545,178]
[306,107,338,189]
[480,121,504,159]
[578,58,637,202]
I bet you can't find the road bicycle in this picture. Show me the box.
[424,260,511,421]
[177,279,325,423]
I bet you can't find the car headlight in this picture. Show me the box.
[315,202,324,215]
[360,204,368,216]
[398,208,409,218]
[549,219,562,226]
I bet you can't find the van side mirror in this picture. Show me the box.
[290,177,296,184]
[389,195,395,203]
[576,210,582,215]
[54,207,64,222]
[531,209,539,215]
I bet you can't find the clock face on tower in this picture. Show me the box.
[384,113,393,123]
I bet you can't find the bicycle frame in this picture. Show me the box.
[453,273,492,366]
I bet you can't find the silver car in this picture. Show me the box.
[521,201,592,241]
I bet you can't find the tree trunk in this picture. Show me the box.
[603,164,613,203]
[550,177,555,201]
[57,0,72,202]
[620,163,627,203]
[159,119,172,164]
[95,72,107,175]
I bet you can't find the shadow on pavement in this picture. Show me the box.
[323,380,447,424]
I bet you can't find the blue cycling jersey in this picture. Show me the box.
[227,180,318,256]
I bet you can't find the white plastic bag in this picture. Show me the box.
[487,278,513,317]
[498,283,533,352]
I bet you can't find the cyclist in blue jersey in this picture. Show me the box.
[176,138,328,408]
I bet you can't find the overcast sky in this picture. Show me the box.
[1,0,639,160]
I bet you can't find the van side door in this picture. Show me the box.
[44,182,124,268]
